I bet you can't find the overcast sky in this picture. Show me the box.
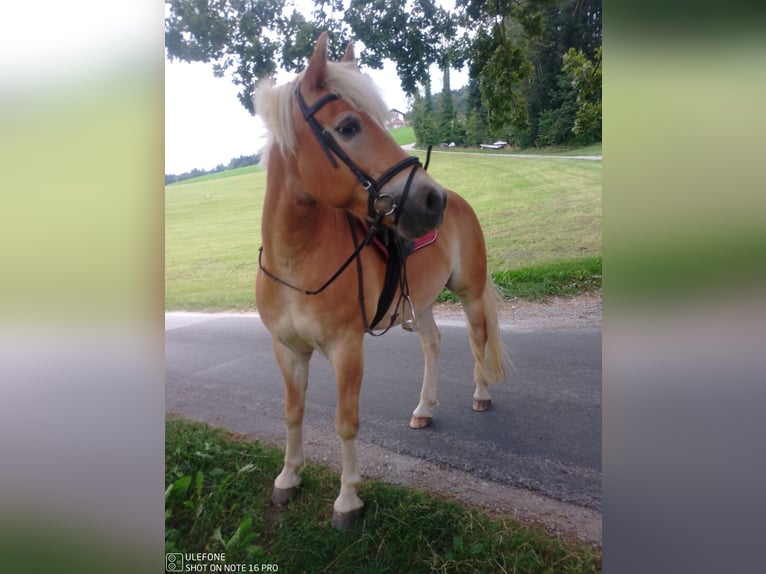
[164,0,467,174]
[164,53,469,175]
[164,56,427,175]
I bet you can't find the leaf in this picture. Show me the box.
[171,475,192,498]
[195,470,204,497]
[212,527,225,547]
[452,535,464,553]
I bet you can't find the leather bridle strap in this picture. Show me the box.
[258,210,386,296]
[295,85,422,219]
[259,85,426,332]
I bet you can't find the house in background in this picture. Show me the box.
[387,109,407,129]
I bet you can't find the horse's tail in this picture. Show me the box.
[474,273,511,384]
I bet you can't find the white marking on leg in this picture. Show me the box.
[274,423,304,490]
[333,438,363,514]
[412,309,441,420]
[273,342,309,492]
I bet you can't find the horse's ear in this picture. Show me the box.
[304,32,329,91]
[342,42,356,66]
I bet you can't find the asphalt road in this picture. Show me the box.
[166,312,601,510]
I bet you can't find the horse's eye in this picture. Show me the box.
[336,119,360,138]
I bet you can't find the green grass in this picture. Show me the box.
[418,150,601,270]
[509,143,602,156]
[437,256,602,303]
[166,417,601,573]
[494,256,602,299]
[169,164,262,185]
[165,151,601,310]
[165,169,266,310]
[389,125,416,145]
[422,143,601,157]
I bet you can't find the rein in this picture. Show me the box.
[259,85,431,334]
[257,210,385,296]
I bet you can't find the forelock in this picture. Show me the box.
[255,61,389,166]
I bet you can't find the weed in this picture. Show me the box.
[166,417,601,573]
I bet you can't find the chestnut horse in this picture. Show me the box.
[255,33,507,528]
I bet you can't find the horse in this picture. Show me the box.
[254,33,508,528]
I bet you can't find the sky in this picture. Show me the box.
[164,54,468,175]
[164,0,467,175]
[165,57,426,175]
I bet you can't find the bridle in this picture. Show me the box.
[294,84,423,222]
[258,84,433,334]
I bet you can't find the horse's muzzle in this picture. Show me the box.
[396,183,447,239]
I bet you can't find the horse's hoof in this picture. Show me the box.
[409,415,432,429]
[472,399,492,412]
[331,507,364,530]
[271,486,297,507]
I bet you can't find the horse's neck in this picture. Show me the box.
[261,151,337,263]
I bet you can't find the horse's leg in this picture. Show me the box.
[272,340,312,506]
[461,294,494,411]
[449,273,506,412]
[410,306,441,429]
[329,336,365,528]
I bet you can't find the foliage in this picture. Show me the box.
[165,0,460,109]
[343,0,460,96]
[562,46,603,141]
[437,65,457,143]
[464,108,490,146]
[523,0,602,147]
[410,81,440,147]
[463,78,491,146]
[165,0,601,147]
[493,256,602,300]
[535,97,577,147]
[467,28,532,138]
[166,417,602,572]
[437,256,601,302]
[165,0,284,112]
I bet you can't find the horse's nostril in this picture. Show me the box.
[425,188,446,213]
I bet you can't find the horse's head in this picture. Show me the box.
[262,33,447,239]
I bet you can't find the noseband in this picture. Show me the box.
[295,85,422,222]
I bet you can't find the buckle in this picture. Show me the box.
[373,194,397,216]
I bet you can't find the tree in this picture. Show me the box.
[437,64,457,143]
[166,0,461,111]
[524,0,602,146]
[411,80,439,147]
[165,0,287,113]
[458,0,550,136]
[562,46,602,142]
[344,0,462,97]
[165,0,601,148]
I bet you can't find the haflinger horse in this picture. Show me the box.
[255,33,507,528]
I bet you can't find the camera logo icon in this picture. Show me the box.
[166,553,184,571]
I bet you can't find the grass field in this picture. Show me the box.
[166,168,266,310]
[166,417,601,573]
[171,164,262,185]
[166,148,601,310]
[389,125,415,145]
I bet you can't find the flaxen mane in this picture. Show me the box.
[255,61,389,166]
